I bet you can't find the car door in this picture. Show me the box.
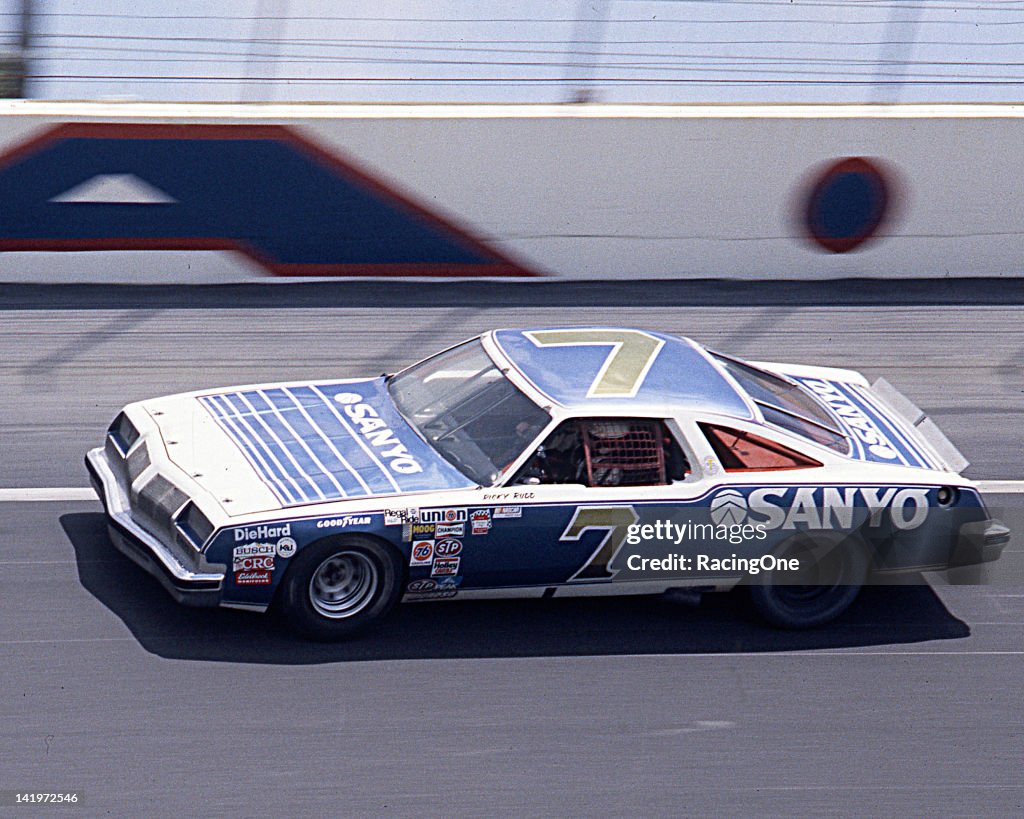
[458,416,711,590]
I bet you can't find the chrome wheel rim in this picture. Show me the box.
[308,550,379,619]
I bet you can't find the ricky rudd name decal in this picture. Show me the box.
[333,392,422,475]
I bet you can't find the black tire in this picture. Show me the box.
[278,536,404,641]
[748,532,868,629]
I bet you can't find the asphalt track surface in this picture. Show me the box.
[2,279,1023,816]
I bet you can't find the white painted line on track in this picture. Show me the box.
[976,480,1024,493]
[1,480,1024,502]
[0,487,97,501]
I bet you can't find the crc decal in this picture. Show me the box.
[431,557,460,577]
[333,392,423,474]
[434,539,463,557]
[560,506,640,581]
[524,330,665,398]
[316,515,371,529]
[0,123,534,277]
[710,486,931,531]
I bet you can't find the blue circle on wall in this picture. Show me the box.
[804,157,891,253]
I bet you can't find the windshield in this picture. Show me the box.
[388,339,551,485]
[710,352,849,454]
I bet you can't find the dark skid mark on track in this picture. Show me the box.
[64,513,970,665]
[3,277,1024,310]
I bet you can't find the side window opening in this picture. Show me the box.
[700,423,823,472]
[513,418,690,487]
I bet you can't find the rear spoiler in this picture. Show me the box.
[870,378,970,474]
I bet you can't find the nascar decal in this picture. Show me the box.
[710,486,932,531]
[198,379,474,507]
[0,123,534,278]
[796,378,932,467]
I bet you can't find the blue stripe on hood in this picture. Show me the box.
[198,377,475,506]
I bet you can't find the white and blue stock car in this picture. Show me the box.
[87,328,1009,640]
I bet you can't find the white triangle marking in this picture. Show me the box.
[49,173,177,204]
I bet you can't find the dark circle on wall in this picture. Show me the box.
[804,157,890,253]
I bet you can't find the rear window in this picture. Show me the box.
[710,353,849,454]
[701,424,824,472]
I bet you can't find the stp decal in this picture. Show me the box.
[0,123,536,278]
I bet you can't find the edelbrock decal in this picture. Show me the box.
[333,392,423,474]
[711,486,931,531]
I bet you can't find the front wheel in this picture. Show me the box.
[278,536,403,641]
[747,532,869,629]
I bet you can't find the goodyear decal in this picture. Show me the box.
[0,123,534,278]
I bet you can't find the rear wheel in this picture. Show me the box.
[278,536,403,641]
[748,532,868,629]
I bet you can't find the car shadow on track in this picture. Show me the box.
[64,512,970,665]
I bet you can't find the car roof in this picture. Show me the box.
[490,327,755,420]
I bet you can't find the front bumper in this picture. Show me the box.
[85,447,225,607]
[950,518,1012,568]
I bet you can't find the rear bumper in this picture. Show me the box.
[950,518,1011,568]
[85,447,225,607]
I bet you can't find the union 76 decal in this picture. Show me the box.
[560,506,639,581]
[524,329,665,398]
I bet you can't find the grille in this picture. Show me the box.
[132,473,189,539]
[581,420,666,487]
[126,441,151,483]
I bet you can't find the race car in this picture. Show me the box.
[86,328,1009,640]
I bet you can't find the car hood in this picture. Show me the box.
[145,376,476,515]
